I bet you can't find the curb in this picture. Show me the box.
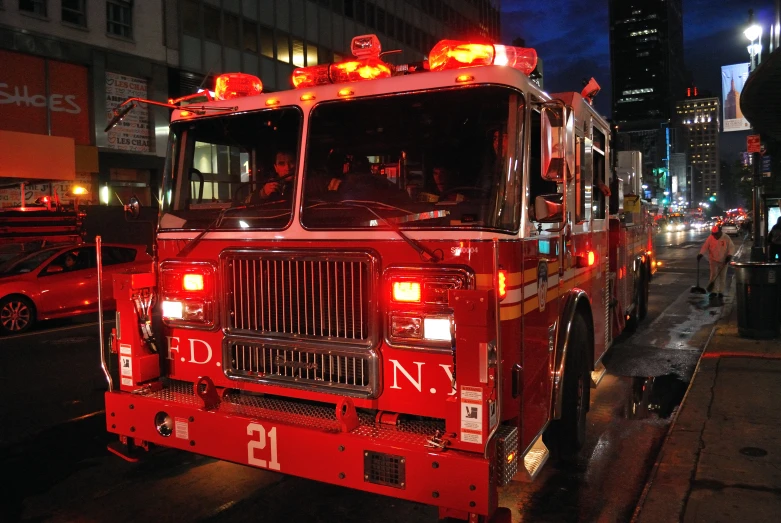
[630,258,740,522]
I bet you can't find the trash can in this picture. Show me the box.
[732,262,781,339]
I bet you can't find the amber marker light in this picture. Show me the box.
[265,98,280,106]
[456,74,475,83]
[338,88,354,97]
[497,269,507,300]
[300,93,316,101]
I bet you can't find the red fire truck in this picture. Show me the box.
[102,35,654,522]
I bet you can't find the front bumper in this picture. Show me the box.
[105,380,493,515]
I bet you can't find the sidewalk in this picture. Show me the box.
[633,269,781,522]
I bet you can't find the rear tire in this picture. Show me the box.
[544,315,590,463]
[0,295,35,335]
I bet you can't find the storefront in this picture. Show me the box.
[0,33,170,210]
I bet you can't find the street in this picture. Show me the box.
[1,229,739,523]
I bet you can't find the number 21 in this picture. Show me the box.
[246,422,281,471]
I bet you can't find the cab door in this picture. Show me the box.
[521,106,563,450]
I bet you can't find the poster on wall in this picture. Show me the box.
[105,72,151,152]
[721,63,750,133]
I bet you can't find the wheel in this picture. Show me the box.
[0,295,35,335]
[638,266,649,321]
[543,315,590,462]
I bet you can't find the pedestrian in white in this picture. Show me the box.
[697,224,736,302]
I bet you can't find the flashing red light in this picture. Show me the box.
[428,40,538,75]
[393,281,421,303]
[292,57,392,89]
[182,273,204,292]
[587,251,596,266]
[497,270,507,300]
[214,73,263,101]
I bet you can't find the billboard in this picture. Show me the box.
[721,63,750,132]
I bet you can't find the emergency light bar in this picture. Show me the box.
[214,73,263,100]
[428,40,538,75]
[292,58,392,88]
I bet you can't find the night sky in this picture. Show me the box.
[500,0,776,159]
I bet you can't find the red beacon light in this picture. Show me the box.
[428,40,538,75]
[214,73,263,101]
[291,34,392,89]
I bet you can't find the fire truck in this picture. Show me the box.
[102,35,654,522]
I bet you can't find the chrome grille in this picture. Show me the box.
[224,339,376,396]
[223,251,375,343]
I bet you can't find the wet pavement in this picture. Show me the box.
[1,230,733,523]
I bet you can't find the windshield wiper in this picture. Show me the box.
[177,202,281,257]
[311,200,442,263]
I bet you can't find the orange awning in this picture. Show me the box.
[0,130,76,181]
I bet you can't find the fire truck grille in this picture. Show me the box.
[225,340,376,396]
[364,451,406,489]
[224,252,375,343]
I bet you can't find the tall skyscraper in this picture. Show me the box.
[676,93,721,206]
[609,0,686,199]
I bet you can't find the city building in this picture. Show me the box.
[675,93,720,206]
[609,0,686,201]
[171,0,501,97]
[0,1,174,208]
[1,1,500,208]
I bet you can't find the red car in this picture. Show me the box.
[0,243,152,334]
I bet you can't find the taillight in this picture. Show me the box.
[393,281,421,303]
[159,261,217,328]
[497,269,507,300]
[576,250,596,268]
[385,268,473,349]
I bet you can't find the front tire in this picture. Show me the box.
[544,315,590,462]
[0,295,35,335]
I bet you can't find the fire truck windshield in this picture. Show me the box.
[160,107,302,230]
[301,86,523,232]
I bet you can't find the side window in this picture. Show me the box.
[579,136,593,223]
[592,128,607,219]
[43,248,94,275]
[102,247,137,266]
[528,109,557,205]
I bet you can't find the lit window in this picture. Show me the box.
[107,0,132,39]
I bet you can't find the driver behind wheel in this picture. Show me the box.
[419,165,464,203]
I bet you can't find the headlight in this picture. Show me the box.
[385,266,472,350]
[159,261,217,328]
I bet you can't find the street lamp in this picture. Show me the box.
[745,10,766,260]
[745,10,763,71]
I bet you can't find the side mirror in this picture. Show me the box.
[124,196,141,220]
[541,106,575,182]
[533,194,564,223]
[46,265,64,274]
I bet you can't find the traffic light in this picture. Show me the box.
[709,196,716,202]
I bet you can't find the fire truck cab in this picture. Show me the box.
[104,35,653,522]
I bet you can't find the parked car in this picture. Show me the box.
[722,221,739,236]
[0,243,152,334]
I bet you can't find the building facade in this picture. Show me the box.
[1,1,500,208]
[0,1,174,208]
[609,0,686,202]
[170,0,501,96]
[675,94,720,206]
